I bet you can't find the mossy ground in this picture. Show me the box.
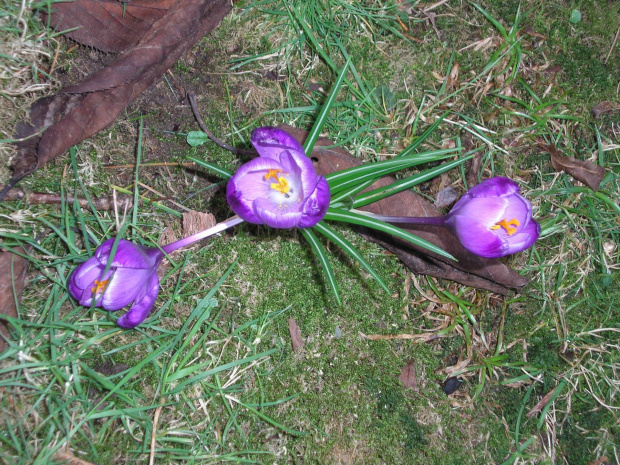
[1,1,619,464]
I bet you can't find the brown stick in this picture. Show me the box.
[187,92,256,157]
[0,187,139,210]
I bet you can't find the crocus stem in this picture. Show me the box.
[161,215,244,254]
[352,210,448,227]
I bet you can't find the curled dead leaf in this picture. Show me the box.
[544,144,605,191]
[398,359,419,391]
[288,318,304,352]
[591,101,620,119]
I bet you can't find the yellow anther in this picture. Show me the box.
[490,218,520,236]
[264,169,283,181]
[91,279,109,295]
[270,177,290,194]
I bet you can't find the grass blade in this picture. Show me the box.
[324,208,456,261]
[299,227,341,305]
[303,58,350,155]
[352,156,472,208]
[188,156,233,179]
[313,221,389,293]
[326,149,458,194]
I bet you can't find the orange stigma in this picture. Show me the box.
[490,218,520,235]
[91,279,109,295]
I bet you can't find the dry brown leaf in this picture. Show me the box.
[398,360,419,391]
[182,211,216,237]
[591,101,620,119]
[0,248,29,353]
[288,317,304,352]
[588,457,611,465]
[545,144,605,192]
[6,0,231,196]
[526,385,560,418]
[44,0,175,52]
[281,125,530,295]
[54,449,97,465]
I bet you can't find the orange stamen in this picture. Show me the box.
[91,279,109,295]
[264,169,283,181]
[490,218,520,235]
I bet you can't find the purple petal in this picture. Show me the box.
[447,216,508,258]
[68,255,103,300]
[505,218,541,255]
[96,239,162,269]
[277,151,305,196]
[447,196,508,227]
[253,197,303,228]
[298,177,330,228]
[467,177,520,198]
[226,157,284,224]
[500,194,532,235]
[100,267,153,311]
[251,127,306,161]
[277,148,317,199]
[116,273,160,329]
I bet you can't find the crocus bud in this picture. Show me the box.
[226,127,330,229]
[443,177,541,258]
[68,239,163,329]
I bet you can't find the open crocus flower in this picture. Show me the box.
[68,216,243,329]
[443,177,541,258]
[226,127,330,229]
[364,177,540,258]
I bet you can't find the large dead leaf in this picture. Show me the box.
[43,0,176,53]
[6,0,231,196]
[545,144,605,192]
[0,248,29,353]
[281,125,529,295]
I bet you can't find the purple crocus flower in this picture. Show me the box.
[366,177,541,258]
[68,216,243,329]
[68,239,163,329]
[226,127,330,229]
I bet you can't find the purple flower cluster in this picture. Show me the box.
[68,126,541,330]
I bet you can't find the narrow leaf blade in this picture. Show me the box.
[300,228,341,305]
[324,208,456,261]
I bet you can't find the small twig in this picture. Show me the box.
[136,181,191,212]
[104,161,198,169]
[424,0,450,12]
[149,405,163,465]
[604,25,620,64]
[187,92,255,157]
[0,187,138,210]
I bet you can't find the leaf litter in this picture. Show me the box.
[5,0,232,198]
[0,247,29,353]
